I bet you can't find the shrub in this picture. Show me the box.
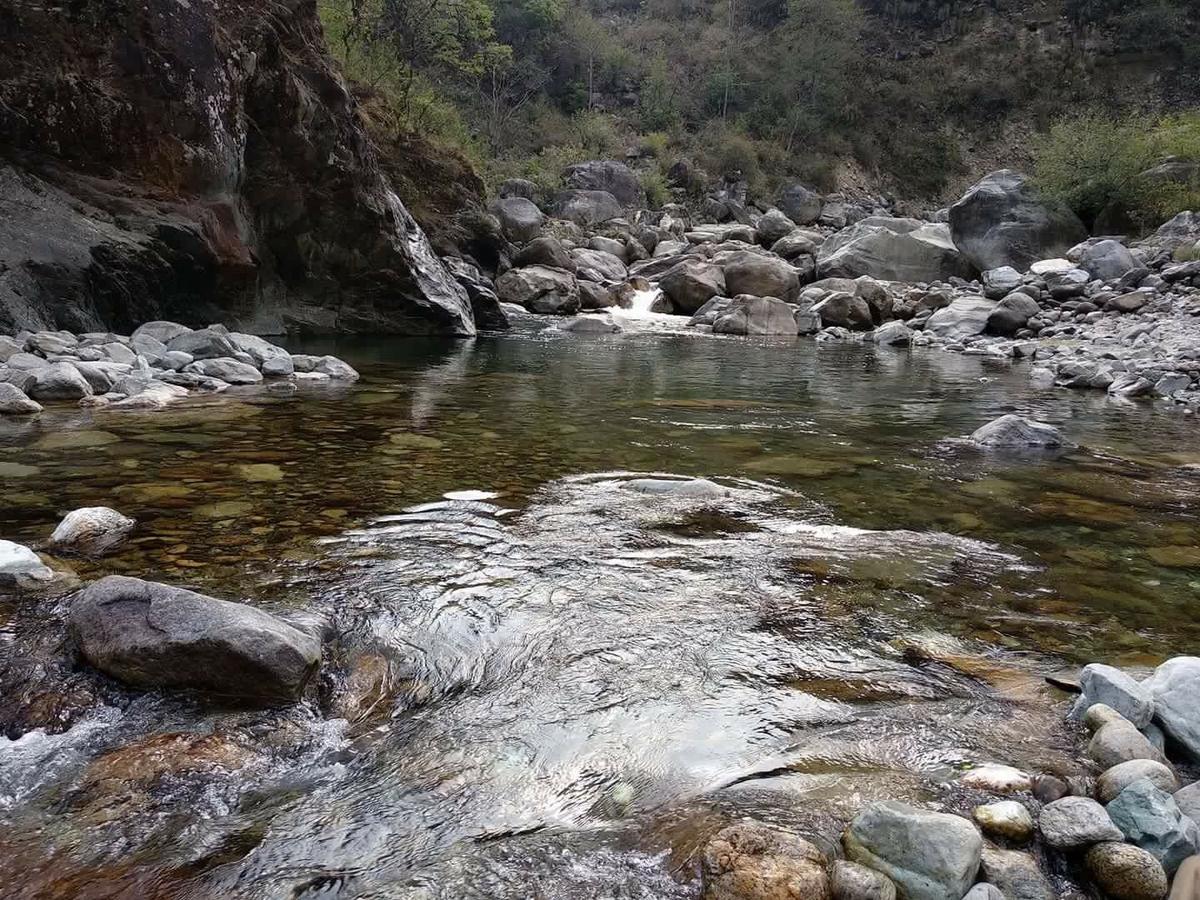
[640,131,671,160]
[640,170,670,208]
[1033,112,1200,231]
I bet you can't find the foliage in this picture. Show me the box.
[1033,112,1200,230]
[640,170,670,209]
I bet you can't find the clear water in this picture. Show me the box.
[2,326,1199,898]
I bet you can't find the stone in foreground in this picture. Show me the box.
[0,539,55,587]
[978,847,1054,900]
[968,415,1062,449]
[973,801,1034,842]
[48,506,135,557]
[701,820,830,900]
[1145,657,1200,761]
[69,575,321,704]
[830,859,896,900]
[0,382,42,414]
[1074,663,1154,728]
[1039,796,1123,848]
[843,801,981,900]
[1107,777,1200,875]
[1099,760,1179,804]
[1084,842,1168,900]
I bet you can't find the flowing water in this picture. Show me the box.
[2,321,1200,898]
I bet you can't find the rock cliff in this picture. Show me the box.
[0,0,475,335]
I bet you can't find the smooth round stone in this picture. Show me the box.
[959,764,1033,794]
[973,801,1034,842]
[830,859,896,900]
[1099,760,1180,804]
[236,463,284,482]
[1085,703,1130,733]
[1085,842,1168,900]
[1039,796,1124,848]
[1089,721,1167,769]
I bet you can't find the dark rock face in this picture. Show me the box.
[0,0,474,336]
[68,575,321,704]
[562,160,642,206]
[949,170,1087,273]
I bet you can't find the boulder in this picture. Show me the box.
[814,291,873,330]
[986,293,1041,336]
[312,356,359,381]
[552,190,623,227]
[490,196,544,243]
[870,320,913,347]
[68,575,321,703]
[183,358,263,384]
[26,330,77,355]
[688,296,737,327]
[557,316,621,334]
[26,361,93,401]
[712,296,800,336]
[167,327,237,360]
[570,247,627,283]
[973,801,1034,842]
[227,332,290,369]
[1108,778,1200,874]
[578,282,617,310]
[515,235,576,272]
[497,178,538,201]
[982,267,1022,300]
[1085,843,1169,900]
[495,265,580,315]
[958,764,1032,793]
[771,231,819,261]
[818,221,973,283]
[949,170,1087,272]
[132,321,192,344]
[1039,796,1124,848]
[722,252,801,302]
[843,801,982,900]
[830,860,896,900]
[1090,721,1168,769]
[1081,239,1137,282]
[968,415,1062,449]
[563,160,641,206]
[1109,291,1149,313]
[962,886,1004,900]
[659,259,727,314]
[1073,663,1154,729]
[588,236,628,261]
[1144,658,1200,760]
[1099,761,1180,805]
[778,184,823,225]
[0,381,42,414]
[0,539,55,587]
[925,297,997,340]
[756,209,797,246]
[978,848,1054,900]
[48,507,135,557]
[701,820,830,900]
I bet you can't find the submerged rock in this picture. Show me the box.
[701,820,831,900]
[623,477,730,499]
[968,415,1063,449]
[713,296,800,336]
[959,763,1033,793]
[68,576,321,704]
[843,801,981,900]
[48,507,135,557]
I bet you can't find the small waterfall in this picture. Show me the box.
[613,287,672,321]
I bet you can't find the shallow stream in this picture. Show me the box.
[2,323,1199,898]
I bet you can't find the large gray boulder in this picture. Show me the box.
[563,160,641,206]
[818,221,973,283]
[167,326,237,360]
[978,848,1054,900]
[756,208,797,246]
[0,381,42,414]
[570,247,627,283]
[0,539,55,587]
[1072,663,1154,728]
[514,235,576,272]
[659,259,726,314]
[712,296,800,336]
[490,196,544,243]
[1080,239,1137,282]
[552,190,623,227]
[1107,777,1200,874]
[813,291,873,330]
[26,361,93,401]
[68,575,321,703]
[948,170,1087,272]
[778,184,823,225]
[1099,760,1179,804]
[721,251,801,301]
[495,265,580,315]
[982,266,1022,299]
[985,292,1040,336]
[843,801,982,900]
[1144,657,1200,760]
[925,296,996,340]
[184,358,263,384]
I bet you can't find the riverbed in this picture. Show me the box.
[2,325,1199,898]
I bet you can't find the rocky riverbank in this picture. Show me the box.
[471,162,1200,415]
[0,322,357,415]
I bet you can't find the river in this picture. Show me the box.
[2,323,1199,898]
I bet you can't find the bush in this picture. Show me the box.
[1033,112,1200,231]
[640,131,671,160]
[640,170,670,208]
[569,110,624,156]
